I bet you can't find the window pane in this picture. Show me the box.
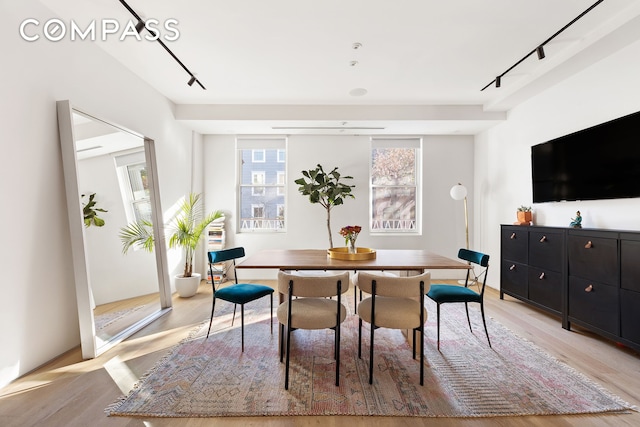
[371,187,416,231]
[238,146,286,231]
[371,148,416,186]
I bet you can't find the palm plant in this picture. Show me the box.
[119,193,223,278]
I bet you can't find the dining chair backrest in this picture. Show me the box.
[208,247,245,264]
[458,248,489,267]
[278,271,350,298]
[354,271,431,298]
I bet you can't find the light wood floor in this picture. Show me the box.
[1,279,638,427]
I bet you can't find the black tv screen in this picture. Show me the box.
[531,110,640,203]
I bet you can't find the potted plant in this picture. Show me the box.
[516,205,532,225]
[119,193,223,297]
[294,164,355,248]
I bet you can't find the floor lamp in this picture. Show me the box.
[449,183,469,250]
[450,183,478,288]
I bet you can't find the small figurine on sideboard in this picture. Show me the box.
[570,211,582,228]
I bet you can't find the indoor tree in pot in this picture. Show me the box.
[119,192,223,297]
[294,164,355,248]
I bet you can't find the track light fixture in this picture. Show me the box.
[118,0,206,90]
[481,0,603,91]
[134,19,145,34]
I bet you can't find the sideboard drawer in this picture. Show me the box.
[529,230,563,272]
[568,235,618,285]
[501,261,528,299]
[501,227,528,264]
[528,268,562,312]
[569,276,619,335]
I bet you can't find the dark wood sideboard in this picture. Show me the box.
[500,224,640,352]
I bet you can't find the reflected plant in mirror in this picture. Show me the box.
[120,192,223,297]
[81,193,108,227]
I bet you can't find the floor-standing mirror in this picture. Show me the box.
[57,100,171,359]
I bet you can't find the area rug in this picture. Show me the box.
[95,305,145,332]
[106,297,633,418]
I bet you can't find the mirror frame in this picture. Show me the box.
[57,100,172,359]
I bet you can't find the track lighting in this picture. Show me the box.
[481,0,603,91]
[118,0,206,90]
[135,20,144,34]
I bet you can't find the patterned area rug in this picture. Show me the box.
[106,297,633,418]
[94,305,145,332]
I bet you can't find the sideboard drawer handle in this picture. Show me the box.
[510,232,516,239]
[585,284,593,292]
[539,272,545,280]
[585,241,593,249]
[510,264,516,271]
[540,236,547,242]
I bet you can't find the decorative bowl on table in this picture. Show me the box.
[327,247,376,260]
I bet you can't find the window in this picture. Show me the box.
[238,138,287,231]
[252,149,265,162]
[115,150,151,223]
[370,138,421,233]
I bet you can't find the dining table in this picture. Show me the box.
[235,248,470,272]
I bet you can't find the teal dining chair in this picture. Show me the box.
[207,247,274,351]
[427,248,491,350]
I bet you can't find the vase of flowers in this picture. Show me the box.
[340,225,361,254]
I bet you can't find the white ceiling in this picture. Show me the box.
[42,0,640,135]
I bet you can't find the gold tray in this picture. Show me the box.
[327,247,376,260]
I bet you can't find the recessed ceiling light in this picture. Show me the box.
[352,42,362,50]
[350,61,358,67]
[349,88,368,97]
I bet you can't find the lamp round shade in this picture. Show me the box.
[450,184,467,200]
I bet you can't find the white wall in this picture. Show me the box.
[0,1,194,388]
[203,134,475,279]
[476,38,640,289]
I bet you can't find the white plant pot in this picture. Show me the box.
[175,273,201,298]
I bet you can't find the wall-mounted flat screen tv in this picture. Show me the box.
[531,110,640,203]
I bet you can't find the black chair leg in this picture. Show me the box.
[369,323,375,385]
[420,326,424,386]
[285,322,292,390]
[206,297,217,338]
[480,302,492,348]
[241,304,245,352]
[412,328,416,359]
[335,327,340,386]
[436,303,441,351]
[464,302,473,333]
[279,323,284,362]
[270,293,273,334]
[358,318,362,358]
[231,304,237,326]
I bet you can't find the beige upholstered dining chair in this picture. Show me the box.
[277,271,350,390]
[354,271,431,385]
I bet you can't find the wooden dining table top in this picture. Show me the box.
[235,248,470,271]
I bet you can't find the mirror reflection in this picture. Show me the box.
[58,100,171,359]
[73,111,162,347]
